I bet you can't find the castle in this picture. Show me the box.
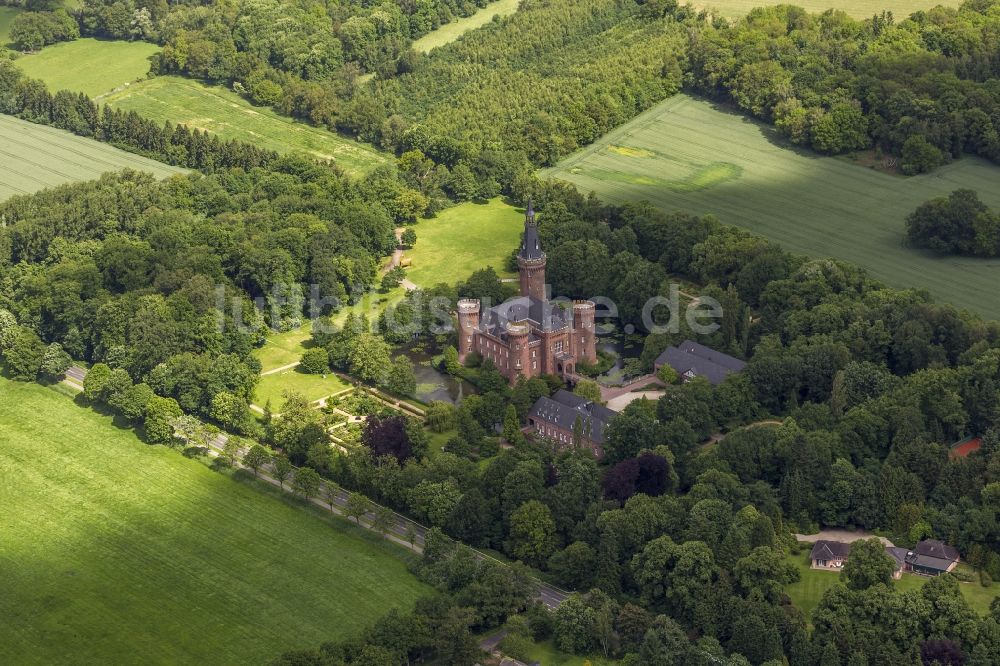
[457,203,597,383]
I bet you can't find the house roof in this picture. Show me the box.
[886,546,909,570]
[529,390,616,444]
[481,296,569,338]
[915,539,960,563]
[654,340,746,386]
[809,540,852,560]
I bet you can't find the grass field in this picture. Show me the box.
[104,76,387,176]
[523,640,617,665]
[405,198,523,287]
[0,376,428,665]
[699,0,963,18]
[411,0,522,52]
[543,94,1000,320]
[0,6,20,47]
[783,553,997,621]
[255,369,352,410]
[0,113,185,201]
[16,38,160,98]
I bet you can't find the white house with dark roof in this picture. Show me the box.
[809,540,852,570]
[654,340,746,386]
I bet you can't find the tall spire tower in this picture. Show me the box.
[517,200,547,301]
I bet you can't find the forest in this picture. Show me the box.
[3,159,1000,663]
[3,0,1000,664]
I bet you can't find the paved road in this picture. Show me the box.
[62,365,569,610]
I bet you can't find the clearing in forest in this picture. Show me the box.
[783,553,996,621]
[0,375,428,665]
[543,94,1000,320]
[15,38,160,98]
[404,198,523,287]
[411,0,522,52]
[699,0,963,19]
[0,113,185,201]
[104,76,388,176]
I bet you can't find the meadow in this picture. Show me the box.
[104,76,387,176]
[411,0,522,52]
[543,94,1000,320]
[783,552,996,621]
[0,6,20,47]
[0,375,428,665]
[699,0,963,18]
[0,113,185,201]
[15,38,160,98]
[404,198,523,287]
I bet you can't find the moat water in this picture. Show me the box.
[395,326,645,404]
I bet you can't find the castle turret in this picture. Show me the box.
[572,300,597,364]
[457,299,480,362]
[506,321,531,381]
[517,200,547,301]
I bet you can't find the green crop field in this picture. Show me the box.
[0,114,185,201]
[411,0,522,52]
[0,6,21,47]
[783,553,996,622]
[700,0,962,19]
[0,375,428,665]
[104,76,387,176]
[16,38,160,98]
[543,94,1000,319]
[405,198,523,287]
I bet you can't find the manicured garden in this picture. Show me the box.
[0,375,428,665]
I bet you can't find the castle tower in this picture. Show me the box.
[456,299,480,362]
[517,201,547,301]
[572,300,597,364]
[506,321,531,381]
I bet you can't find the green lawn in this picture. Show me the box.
[699,0,963,19]
[0,376,428,665]
[104,76,387,176]
[0,113,185,201]
[405,198,523,287]
[254,368,352,410]
[253,322,316,373]
[523,640,618,665]
[411,0,522,52]
[16,38,160,98]
[0,6,21,47]
[543,94,1000,320]
[783,553,997,621]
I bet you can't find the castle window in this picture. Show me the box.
[554,341,564,354]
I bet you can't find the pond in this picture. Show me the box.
[593,327,646,385]
[396,340,476,404]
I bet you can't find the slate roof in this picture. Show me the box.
[529,390,617,444]
[481,296,569,338]
[886,546,909,570]
[809,540,852,561]
[519,202,544,261]
[655,340,746,385]
[905,539,960,571]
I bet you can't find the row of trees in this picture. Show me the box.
[688,3,1000,171]
[0,64,279,172]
